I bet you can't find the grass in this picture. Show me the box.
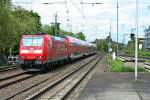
[124,50,150,58]
[138,50,150,58]
[146,60,150,64]
[110,58,145,72]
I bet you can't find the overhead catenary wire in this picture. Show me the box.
[14,0,150,9]
[41,0,101,33]
[69,0,98,31]
[65,0,72,32]
[13,2,53,23]
[12,0,150,39]
[14,1,66,20]
[79,0,85,32]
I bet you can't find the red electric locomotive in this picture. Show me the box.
[18,33,97,71]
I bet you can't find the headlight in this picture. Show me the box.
[37,56,42,60]
[19,56,25,60]
[21,56,24,58]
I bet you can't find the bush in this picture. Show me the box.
[110,59,145,72]
[111,59,123,72]
[138,50,150,58]
[124,50,150,58]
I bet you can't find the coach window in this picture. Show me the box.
[48,40,51,48]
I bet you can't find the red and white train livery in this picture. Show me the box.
[18,34,97,71]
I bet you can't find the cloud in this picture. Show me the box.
[12,0,150,42]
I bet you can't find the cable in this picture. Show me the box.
[65,0,72,32]
[13,1,53,23]
[69,0,93,30]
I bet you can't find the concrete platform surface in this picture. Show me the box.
[78,72,150,100]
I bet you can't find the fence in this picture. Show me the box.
[0,56,8,66]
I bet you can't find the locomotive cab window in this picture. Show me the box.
[48,40,51,47]
[52,36,64,41]
[22,36,43,46]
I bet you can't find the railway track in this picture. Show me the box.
[0,65,28,83]
[0,55,98,100]
[0,72,37,89]
[29,55,102,100]
[119,56,146,62]
[144,62,150,72]
[0,71,26,82]
[0,64,20,72]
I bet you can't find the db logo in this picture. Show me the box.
[29,48,34,53]
[30,50,34,53]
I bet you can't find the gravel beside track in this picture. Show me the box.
[0,55,96,100]
[0,67,23,80]
[0,65,20,72]
[0,73,37,89]
[35,55,101,100]
[0,71,26,82]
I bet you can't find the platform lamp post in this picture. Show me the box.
[135,0,138,80]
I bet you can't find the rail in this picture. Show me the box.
[0,64,20,72]
[25,54,103,100]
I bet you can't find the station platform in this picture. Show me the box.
[78,56,150,100]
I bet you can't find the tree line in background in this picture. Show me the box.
[42,24,86,40]
[95,36,124,53]
[0,0,85,56]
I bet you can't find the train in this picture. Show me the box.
[18,33,97,71]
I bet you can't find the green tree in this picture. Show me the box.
[0,5,43,55]
[65,31,77,38]
[0,0,11,6]
[95,39,108,52]
[77,32,86,40]
[42,24,78,38]
[13,7,38,33]
[30,10,42,31]
[42,24,55,35]
[0,4,18,55]
[124,40,135,54]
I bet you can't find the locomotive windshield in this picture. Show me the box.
[22,36,43,46]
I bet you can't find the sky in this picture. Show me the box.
[12,0,150,43]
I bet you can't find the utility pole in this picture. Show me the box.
[66,11,70,31]
[82,25,84,32]
[108,23,112,53]
[124,34,126,51]
[55,13,58,34]
[9,48,12,57]
[53,13,60,35]
[135,0,138,80]
[116,0,119,56]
